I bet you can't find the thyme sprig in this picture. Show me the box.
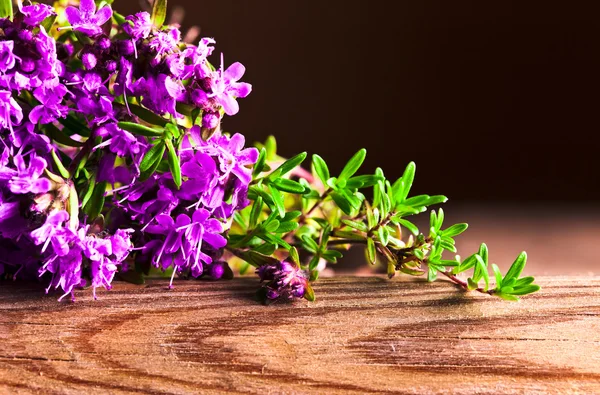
[230,136,540,302]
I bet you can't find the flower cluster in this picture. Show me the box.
[0,0,254,300]
[257,260,309,301]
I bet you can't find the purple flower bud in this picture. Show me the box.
[105,60,117,73]
[208,261,226,279]
[117,40,135,56]
[202,112,220,129]
[257,260,309,302]
[20,58,36,73]
[17,30,33,42]
[82,52,97,69]
[58,43,75,60]
[95,36,111,51]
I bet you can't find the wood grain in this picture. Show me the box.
[0,276,598,394]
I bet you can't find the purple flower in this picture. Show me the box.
[138,74,185,118]
[192,128,259,185]
[148,28,181,61]
[0,41,17,72]
[257,260,309,301]
[6,154,52,195]
[0,90,23,132]
[30,210,71,255]
[123,12,153,41]
[29,80,69,124]
[208,61,252,116]
[179,151,217,200]
[18,2,55,26]
[145,209,226,286]
[95,122,146,159]
[64,0,112,36]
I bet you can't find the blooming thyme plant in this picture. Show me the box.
[0,0,540,303]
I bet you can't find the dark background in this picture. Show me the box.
[118,0,599,203]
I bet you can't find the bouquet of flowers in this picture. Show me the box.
[0,0,540,303]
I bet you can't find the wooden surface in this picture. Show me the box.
[0,276,599,394]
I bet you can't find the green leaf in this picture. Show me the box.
[270,152,307,179]
[249,196,263,229]
[264,219,280,233]
[268,184,285,218]
[128,103,168,127]
[264,135,277,160]
[81,174,96,208]
[342,219,368,232]
[0,0,12,19]
[443,223,469,237]
[301,235,319,253]
[399,266,425,276]
[435,208,444,231]
[304,284,316,302]
[397,219,419,236]
[151,0,167,27]
[271,178,307,194]
[440,240,457,253]
[331,191,353,215]
[478,243,489,266]
[427,266,438,282]
[51,149,71,179]
[41,14,57,32]
[117,122,164,137]
[366,237,377,264]
[253,243,277,256]
[140,141,166,174]
[338,149,366,182]
[347,174,384,189]
[282,210,302,222]
[275,221,298,234]
[165,139,181,188]
[377,226,389,246]
[309,270,319,282]
[289,247,300,265]
[59,114,91,137]
[252,148,267,177]
[83,181,107,221]
[46,124,84,147]
[492,264,503,289]
[475,255,489,291]
[510,284,541,296]
[425,195,448,206]
[413,248,425,260]
[395,161,415,203]
[503,252,527,283]
[312,154,330,185]
[308,255,320,271]
[514,276,535,288]
[496,292,520,301]
[403,194,431,207]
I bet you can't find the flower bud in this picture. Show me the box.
[202,112,220,129]
[20,58,35,73]
[82,52,97,70]
[105,60,117,73]
[95,36,111,51]
[117,40,135,56]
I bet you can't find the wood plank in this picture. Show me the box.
[0,276,598,394]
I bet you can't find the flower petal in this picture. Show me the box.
[93,6,113,26]
[224,62,245,82]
